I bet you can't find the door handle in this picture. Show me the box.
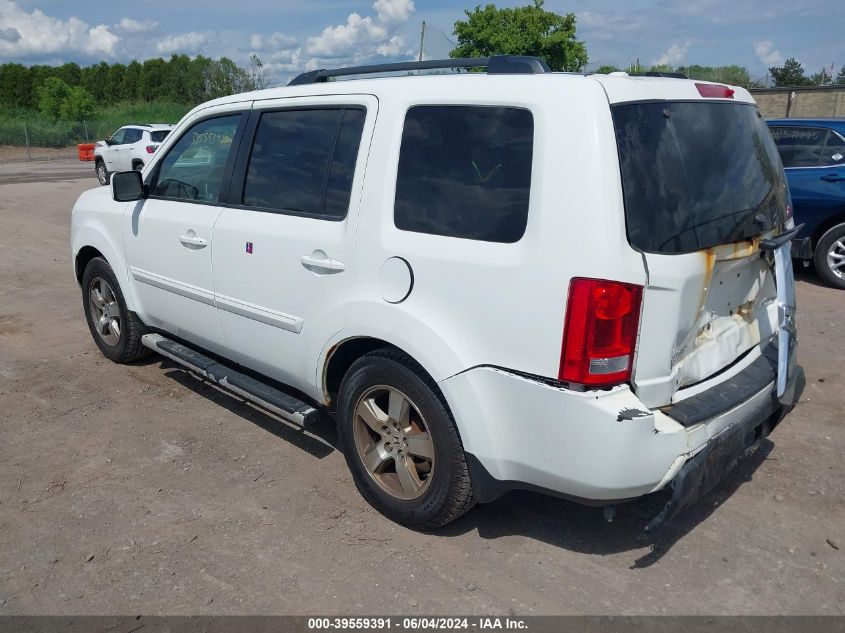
[301,255,345,273]
[820,173,845,182]
[180,234,208,248]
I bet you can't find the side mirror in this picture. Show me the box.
[111,170,145,202]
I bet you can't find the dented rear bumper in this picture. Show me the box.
[646,362,805,532]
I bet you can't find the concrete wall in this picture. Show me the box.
[751,86,845,118]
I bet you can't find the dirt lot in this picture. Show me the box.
[0,171,843,615]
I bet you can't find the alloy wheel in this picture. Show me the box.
[826,238,845,280]
[352,385,436,500]
[88,277,121,346]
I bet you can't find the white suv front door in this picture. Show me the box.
[211,96,376,395]
[123,110,246,355]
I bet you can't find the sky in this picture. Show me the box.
[0,0,842,85]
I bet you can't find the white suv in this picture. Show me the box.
[71,56,805,531]
[94,123,173,185]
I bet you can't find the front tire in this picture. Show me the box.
[95,160,109,186]
[337,349,474,529]
[81,257,150,363]
[814,223,845,290]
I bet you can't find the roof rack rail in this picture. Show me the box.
[642,71,689,79]
[288,55,551,86]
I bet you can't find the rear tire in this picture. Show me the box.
[814,223,845,290]
[132,160,144,171]
[95,160,109,186]
[337,348,475,529]
[81,257,150,363]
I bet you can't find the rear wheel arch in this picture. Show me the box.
[322,337,441,411]
[811,212,845,250]
[132,159,144,171]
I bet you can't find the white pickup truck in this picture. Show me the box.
[71,56,805,530]
[94,123,173,185]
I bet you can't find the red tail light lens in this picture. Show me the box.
[559,278,643,387]
[146,145,156,154]
[695,83,735,99]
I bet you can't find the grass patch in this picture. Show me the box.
[0,101,192,147]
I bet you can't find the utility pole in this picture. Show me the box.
[418,21,426,62]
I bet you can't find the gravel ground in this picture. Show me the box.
[0,172,842,615]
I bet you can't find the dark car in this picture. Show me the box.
[767,118,845,288]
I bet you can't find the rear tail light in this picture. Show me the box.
[146,145,156,154]
[559,278,643,387]
[696,82,735,99]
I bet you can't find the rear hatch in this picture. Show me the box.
[609,92,790,408]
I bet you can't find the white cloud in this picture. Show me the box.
[653,41,691,66]
[0,0,119,58]
[303,0,414,63]
[117,18,158,33]
[305,13,387,58]
[156,31,207,54]
[373,0,415,25]
[754,40,784,66]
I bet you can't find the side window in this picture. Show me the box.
[151,115,241,203]
[243,108,365,219]
[820,131,845,167]
[109,129,126,145]
[394,105,534,243]
[123,128,143,144]
[770,126,829,168]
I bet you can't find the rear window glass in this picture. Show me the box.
[394,105,534,243]
[150,130,170,143]
[613,102,788,254]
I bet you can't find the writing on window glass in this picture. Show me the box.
[770,128,821,142]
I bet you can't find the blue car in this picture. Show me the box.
[767,118,845,289]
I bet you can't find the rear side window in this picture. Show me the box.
[123,128,143,144]
[769,126,828,167]
[150,130,170,143]
[821,131,845,167]
[394,105,534,243]
[614,102,788,254]
[243,108,365,219]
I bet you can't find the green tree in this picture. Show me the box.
[595,64,619,74]
[37,77,71,120]
[769,57,811,87]
[121,60,142,101]
[0,63,33,108]
[59,86,96,120]
[450,0,588,71]
[139,57,168,100]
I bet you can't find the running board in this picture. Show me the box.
[141,333,319,427]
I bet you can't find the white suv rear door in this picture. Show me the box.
[210,95,376,395]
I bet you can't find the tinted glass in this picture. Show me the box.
[243,108,365,219]
[150,130,170,143]
[394,106,534,243]
[123,128,143,144]
[152,115,241,203]
[769,126,828,167]
[821,130,845,167]
[110,129,125,144]
[613,102,788,254]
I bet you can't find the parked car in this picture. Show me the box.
[71,57,805,531]
[94,123,173,186]
[767,118,845,288]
